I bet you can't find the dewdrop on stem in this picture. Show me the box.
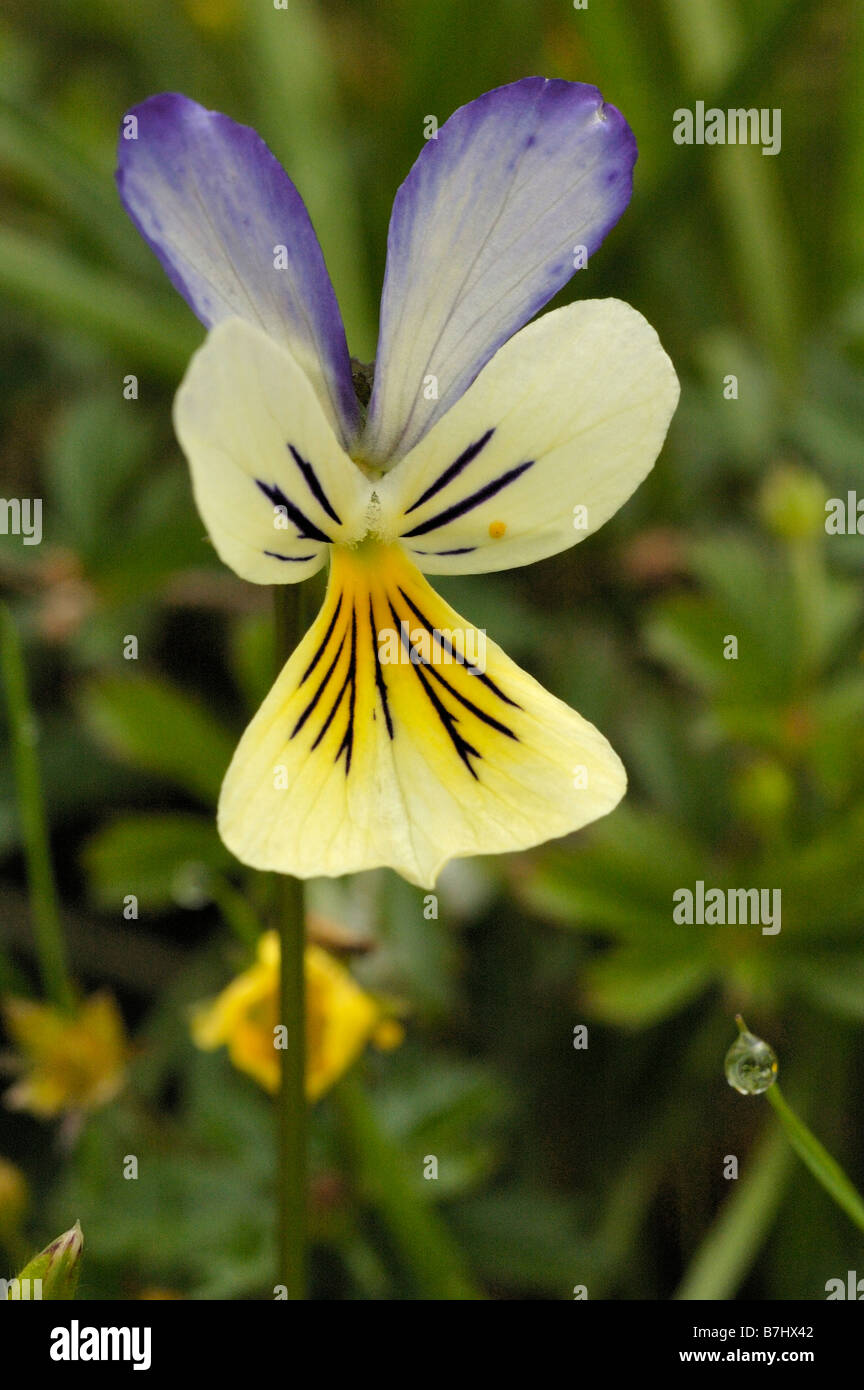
[724,1014,778,1095]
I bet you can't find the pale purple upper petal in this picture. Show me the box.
[117,93,359,447]
[361,78,637,465]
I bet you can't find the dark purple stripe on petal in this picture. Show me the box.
[300,593,343,685]
[310,611,356,755]
[256,479,331,543]
[287,443,342,525]
[292,630,347,739]
[388,598,481,779]
[264,550,318,562]
[396,587,522,709]
[404,428,495,514]
[409,547,478,557]
[369,596,394,740]
[401,460,535,538]
[335,607,358,771]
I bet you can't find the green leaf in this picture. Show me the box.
[783,953,864,1023]
[79,674,235,804]
[46,392,154,558]
[646,533,800,701]
[98,467,213,594]
[244,0,375,357]
[645,592,739,694]
[336,1075,483,1300]
[0,225,199,374]
[82,813,232,913]
[675,1129,792,1300]
[520,806,711,946]
[452,1187,594,1297]
[768,807,864,936]
[583,949,712,1027]
[0,95,154,275]
[372,1055,513,1200]
[660,0,801,373]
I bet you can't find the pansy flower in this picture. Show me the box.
[117,79,679,888]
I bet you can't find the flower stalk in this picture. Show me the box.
[727,1016,864,1237]
[0,604,74,1013]
[273,584,307,1299]
[765,1083,864,1236]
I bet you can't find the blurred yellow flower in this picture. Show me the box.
[2,993,129,1118]
[192,932,402,1101]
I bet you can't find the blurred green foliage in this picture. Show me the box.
[1,0,863,1300]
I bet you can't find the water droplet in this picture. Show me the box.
[725,1026,778,1095]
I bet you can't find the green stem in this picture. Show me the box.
[0,605,74,1012]
[766,1083,864,1236]
[336,1073,483,1300]
[674,1127,793,1300]
[272,585,307,1300]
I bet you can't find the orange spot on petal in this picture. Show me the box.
[488,520,506,539]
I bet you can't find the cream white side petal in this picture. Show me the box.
[218,544,625,888]
[173,318,371,584]
[375,299,679,575]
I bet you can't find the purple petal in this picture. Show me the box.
[117,93,358,446]
[362,78,637,464]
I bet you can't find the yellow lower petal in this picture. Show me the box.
[219,541,626,887]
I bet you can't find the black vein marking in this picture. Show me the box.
[403,429,495,515]
[299,593,343,685]
[369,597,394,740]
[291,630,346,739]
[397,589,522,710]
[335,607,358,771]
[288,444,342,526]
[264,549,317,562]
[256,479,331,543]
[288,576,519,784]
[400,460,535,538]
[420,665,482,778]
[426,661,517,739]
[411,659,481,779]
[410,547,477,557]
[388,599,517,779]
[309,606,356,763]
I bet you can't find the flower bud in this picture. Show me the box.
[8,1221,83,1300]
